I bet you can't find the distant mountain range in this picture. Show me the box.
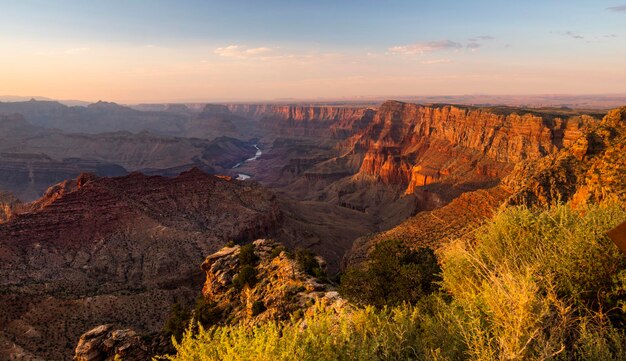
[4,93,626,109]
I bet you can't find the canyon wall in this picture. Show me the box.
[228,104,374,138]
[349,101,593,196]
[0,168,281,360]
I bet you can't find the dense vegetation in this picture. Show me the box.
[340,240,440,307]
[163,201,626,360]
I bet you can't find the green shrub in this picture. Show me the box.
[251,301,266,316]
[232,265,258,290]
[294,248,327,282]
[340,239,441,307]
[239,243,259,266]
[193,297,221,328]
[161,302,462,361]
[162,303,191,342]
[440,201,626,360]
[269,245,286,259]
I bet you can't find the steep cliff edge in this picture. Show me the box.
[0,169,280,360]
[349,101,592,195]
[504,106,625,207]
[346,106,624,268]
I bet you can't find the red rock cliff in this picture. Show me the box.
[350,101,594,194]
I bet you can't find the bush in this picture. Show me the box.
[232,265,258,290]
[162,303,191,342]
[440,202,626,360]
[340,239,441,307]
[194,297,221,328]
[294,248,327,282]
[269,245,286,260]
[239,243,259,266]
[161,302,463,361]
[251,301,266,316]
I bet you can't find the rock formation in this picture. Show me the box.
[0,169,280,360]
[348,101,593,195]
[200,239,342,324]
[504,106,625,207]
[74,325,149,361]
[346,106,625,267]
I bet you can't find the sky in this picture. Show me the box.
[0,0,625,103]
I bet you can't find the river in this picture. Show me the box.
[233,144,261,180]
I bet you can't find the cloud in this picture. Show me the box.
[214,45,272,58]
[468,35,495,42]
[388,40,462,55]
[554,31,584,40]
[606,4,626,12]
[466,42,481,50]
[64,47,90,55]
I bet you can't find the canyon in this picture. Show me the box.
[0,169,279,359]
[1,98,621,360]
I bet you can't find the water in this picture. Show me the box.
[233,144,261,180]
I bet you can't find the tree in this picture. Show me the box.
[340,239,441,307]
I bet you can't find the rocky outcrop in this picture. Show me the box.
[0,192,21,223]
[504,106,625,207]
[200,239,343,324]
[74,325,148,361]
[0,169,281,360]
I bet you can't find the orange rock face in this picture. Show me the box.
[348,101,593,194]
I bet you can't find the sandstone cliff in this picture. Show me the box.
[349,101,593,196]
[504,106,625,207]
[346,105,624,268]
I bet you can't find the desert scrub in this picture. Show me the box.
[238,243,259,266]
[440,201,626,360]
[161,301,462,361]
[162,202,626,360]
[232,265,258,290]
[340,239,441,307]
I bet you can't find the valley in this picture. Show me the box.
[0,98,622,360]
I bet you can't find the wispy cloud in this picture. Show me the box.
[388,40,462,55]
[606,4,626,12]
[214,45,272,58]
[64,47,90,55]
[466,42,481,51]
[468,35,495,42]
[554,31,584,40]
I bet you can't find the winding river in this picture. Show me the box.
[233,144,261,180]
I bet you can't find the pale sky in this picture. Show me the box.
[1,0,625,103]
